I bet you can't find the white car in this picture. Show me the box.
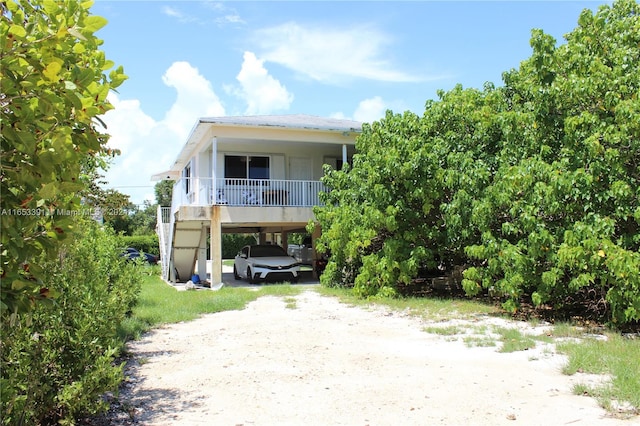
[234,245,301,283]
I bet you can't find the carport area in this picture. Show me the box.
[165,205,322,287]
[169,262,320,291]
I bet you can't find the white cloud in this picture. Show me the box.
[331,96,402,124]
[353,96,388,123]
[253,22,421,84]
[162,61,225,138]
[161,6,197,23]
[205,2,246,25]
[217,14,244,25]
[164,3,245,26]
[102,95,156,153]
[101,62,226,205]
[232,51,294,115]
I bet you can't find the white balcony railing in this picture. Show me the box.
[171,178,327,208]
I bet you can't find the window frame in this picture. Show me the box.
[224,154,271,181]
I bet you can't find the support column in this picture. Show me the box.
[197,228,207,282]
[282,231,288,252]
[342,144,347,168]
[210,206,223,288]
[211,137,217,204]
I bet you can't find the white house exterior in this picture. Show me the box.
[153,114,362,286]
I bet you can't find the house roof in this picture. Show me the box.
[197,114,362,133]
[151,114,363,181]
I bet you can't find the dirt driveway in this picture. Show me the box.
[103,290,637,425]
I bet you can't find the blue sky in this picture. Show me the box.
[93,1,601,205]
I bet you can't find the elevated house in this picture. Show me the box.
[153,114,362,285]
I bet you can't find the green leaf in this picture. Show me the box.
[72,43,86,54]
[11,280,28,291]
[101,59,115,71]
[82,16,108,33]
[38,183,59,199]
[43,61,62,82]
[9,24,27,38]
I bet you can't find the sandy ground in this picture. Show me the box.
[107,289,638,426]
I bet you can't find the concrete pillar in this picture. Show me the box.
[210,206,222,287]
[169,260,176,282]
[197,228,207,282]
[211,137,217,203]
[282,231,288,252]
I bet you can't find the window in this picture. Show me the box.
[225,155,246,178]
[249,156,269,179]
[183,163,191,193]
[225,155,270,179]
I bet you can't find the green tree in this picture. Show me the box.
[98,188,135,234]
[316,86,504,298]
[463,0,640,323]
[129,200,160,236]
[155,179,173,207]
[315,0,640,324]
[0,0,126,317]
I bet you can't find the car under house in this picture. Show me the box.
[153,114,362,286]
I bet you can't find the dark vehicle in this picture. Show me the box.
[121,248,159,265]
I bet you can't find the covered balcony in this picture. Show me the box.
[171,177,327,209]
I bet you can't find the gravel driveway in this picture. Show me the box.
[89,290,637,426]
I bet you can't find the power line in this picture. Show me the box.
[103,185,155,189]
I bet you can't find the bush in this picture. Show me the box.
[315,0,640,324]
[1,220,144,425]
[117,234,160,256]
[222,234,257,259]
[463,1,640,323]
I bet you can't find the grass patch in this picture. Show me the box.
[557,333,640,415]
[550,322,586,339]
[283,297,297,309]
[464,335,497,348]
[314,285,500,321]
[550,322,589,339]
[423,325,462,335]
[495,327,537,353]
[118,274,302,340]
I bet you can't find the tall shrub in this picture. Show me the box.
[117,234,160,256]
[316,87,504,297]
[463,0,640,323]
[0,220,143,425]
[315,0,640,324]
[0,0,127,316]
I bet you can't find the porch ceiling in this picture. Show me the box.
[221,224,308,234]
